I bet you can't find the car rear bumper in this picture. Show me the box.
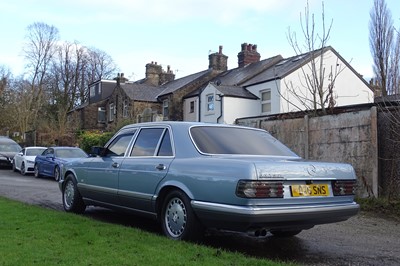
[0,159,12,168]
[191,200,360,232]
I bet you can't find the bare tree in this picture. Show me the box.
[388,29,400,94]
[0,66,14,135]
[284,1,344,115]
[21,22,59,135]
[370,0,400,199]
[85,47,117,81]
[0,65,11,95]
[369,0,398,96]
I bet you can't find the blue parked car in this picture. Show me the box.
[59,122,359,241]
[34,147,88,181]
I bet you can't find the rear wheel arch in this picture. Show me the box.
[156,185,194,219]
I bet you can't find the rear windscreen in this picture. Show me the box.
[190,126,298,157]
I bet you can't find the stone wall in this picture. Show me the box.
[236,107,378,198]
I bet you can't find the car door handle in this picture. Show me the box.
[112,162,119,168]
[156,164,166,170]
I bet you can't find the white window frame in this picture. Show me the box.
[98,107,106,123]
[206,94,214,112]
[123,100,129,118]
[261,89,271,114]
[189,101,195,113]
[163,99,169,119]
[109,103,115,122]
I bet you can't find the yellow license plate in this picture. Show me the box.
[291,184,329,197]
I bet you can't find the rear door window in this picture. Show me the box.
[130,128,170,157]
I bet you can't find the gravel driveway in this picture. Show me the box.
[1,169,399,266]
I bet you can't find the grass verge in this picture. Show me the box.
[356,197,400,221]
[0,197,293,266]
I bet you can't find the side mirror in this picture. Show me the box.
[90,146,106,157]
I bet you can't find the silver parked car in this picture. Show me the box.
[13,146,47,175]
[59,122,359,241]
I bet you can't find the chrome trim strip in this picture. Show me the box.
[118,189,152,200]
[78,183,117,194]
[191,200,360,216]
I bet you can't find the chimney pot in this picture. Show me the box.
[241,43,247,51]
[219,45,223,54]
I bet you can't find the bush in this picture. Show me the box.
[78,131,114,153]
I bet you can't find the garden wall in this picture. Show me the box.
[236,107,378,198]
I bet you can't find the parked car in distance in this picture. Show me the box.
[35,147,88,181]
[59,122,359,241]
[13,146,47,175]
[0,136,22,168]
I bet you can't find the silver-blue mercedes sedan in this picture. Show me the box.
[59,121,359,241]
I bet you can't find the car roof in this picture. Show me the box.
[0,136,20,144]
[119,121,255,131]
[48,146,82,150]
[25,146,47,149]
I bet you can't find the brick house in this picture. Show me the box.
[67,46,228,131]
[68,43,373,130]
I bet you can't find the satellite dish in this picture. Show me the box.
[215,79,221,86]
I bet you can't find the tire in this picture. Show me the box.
[54,166,60,181]
[270,229,302,237]
[34,164,41,178]
[21,162,26,176]
[161,190,203,241]
[62,175,86,214]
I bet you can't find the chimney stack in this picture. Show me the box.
[114,72,128,86]
[209,45,228,72]
[159,65,175,84]
[145,62,162,86]
[237,43,261,67]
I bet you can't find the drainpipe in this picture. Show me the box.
[198,95,201,122]
[216,94,223,124]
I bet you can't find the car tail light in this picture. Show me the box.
[332,180,357,196]
[236,181,284,198]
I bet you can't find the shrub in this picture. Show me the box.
[79,131,114,153]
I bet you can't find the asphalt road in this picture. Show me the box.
[1,169,399,266]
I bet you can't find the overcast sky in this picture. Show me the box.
[1,0,399,81]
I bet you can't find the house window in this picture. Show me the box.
[98,107,106,123]
[206,94,214,112]
[109,103,115,121]
[261,90,271,113]
[90,86,95,98]
[123,100,129,118]
[163,100,169,119]
[190,101,195,113]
